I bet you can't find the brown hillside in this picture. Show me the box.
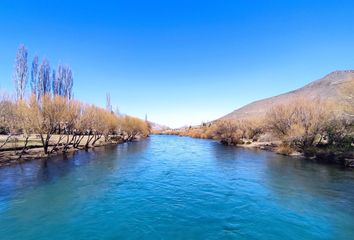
[220,70,354,120]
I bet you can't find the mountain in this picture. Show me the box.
[149,121,170,132]
[220,70,354,121]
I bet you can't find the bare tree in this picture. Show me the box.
[30,55,39,96]
[106,92,111,112]
[64,66,73,99]
[15,100,34,159]
[51,69,56,95]
[120,115,150,141]
[53,65,73,99]
[13,44,28,100]
[114,105,120,116]
[53,64,62,96]
[0,97,17,149]
[29,95,67,154]
[37,59,51,100]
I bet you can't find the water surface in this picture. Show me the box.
[0,135,354,239]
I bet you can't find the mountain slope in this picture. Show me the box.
[149,121,170,132]
[220,70,354,121]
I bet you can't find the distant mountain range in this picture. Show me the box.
[220,70,354,121]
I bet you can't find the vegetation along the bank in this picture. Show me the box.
[0,44,150,166]
[161,80,354,167]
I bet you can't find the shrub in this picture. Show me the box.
[266,98,329,151]
[212,120,242,145]
[276,143,295,155]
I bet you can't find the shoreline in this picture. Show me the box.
[0,135,147,168]
[0,142,118,167]
[235,141,354,167]
[156,133,354,168]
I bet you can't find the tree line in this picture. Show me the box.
[13,44,73,101]
[0,44,149,159]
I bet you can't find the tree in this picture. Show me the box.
[106,92,111,112]
[78,105,105,149]
[29,94,67,154]
[13,44,28,100]
[53,64,73,99]
[61,100,81,152]
[38,59,51,100]
[0,97,17,149]
[64,66,73,99]
[15,100,35,158]
[114,105,120,116]
[51,69,56,95]
[120,116,150,141]
[30,55,39,96]
[52,64,62,96]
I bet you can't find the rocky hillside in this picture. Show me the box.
[220,70,354,121]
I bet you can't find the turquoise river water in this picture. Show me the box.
[0,135,354,239]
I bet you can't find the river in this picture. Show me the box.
[0,135,353,239]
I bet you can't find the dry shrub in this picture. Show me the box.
[276,143,295,155]
[177,118,265,145]
[238,118,265,141]
[266,97,334,151]
[212,120,243,145]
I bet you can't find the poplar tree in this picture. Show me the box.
[30,55,39,96]
[13,44,28,100]
[38,59,51,99]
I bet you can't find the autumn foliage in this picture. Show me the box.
[0,44,149,159]
[0,94,149,156]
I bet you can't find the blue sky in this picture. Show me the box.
[0,0,354,127]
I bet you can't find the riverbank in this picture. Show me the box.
[156,132,354,168]
[0,134,147,167]
[235,140,354,167]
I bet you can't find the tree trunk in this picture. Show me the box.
[74,135,84,148]
[18,135,30,159]
[85,134,94,150]
[92,134,102,146]
[50,134,64,153]
[63,135,75,153]
[0,134,12,150]
[40,133,51,155]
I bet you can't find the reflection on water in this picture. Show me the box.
[0,135,353,240]
[0,141,149,201]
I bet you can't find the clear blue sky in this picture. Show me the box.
[0,0,354,127]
